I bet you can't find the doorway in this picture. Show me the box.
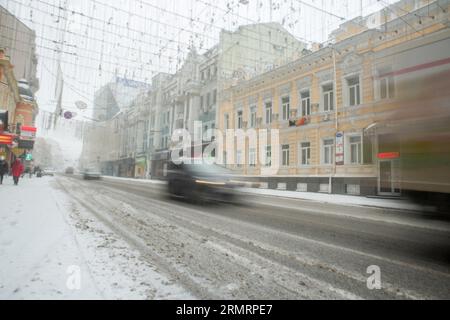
[378,159,401,196]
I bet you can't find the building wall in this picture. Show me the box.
[0,5,39,93]
[0,54,19,127]
[217,1,450,195]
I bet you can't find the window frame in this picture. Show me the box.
[300,90,311,117]
[322,138,335,165]
[347,75,361,107]
[265,100,273,125]
[299,141,311,166]
[265,145,272,167]
[281,95,290,121]
[281,144,290,167]
[224,113,229,130]
[249,105,257,128]
[236,110,243,129]
[249,147,257,167]
[322,83,334,112]
[347,134,362,165]
[379,75,395,100]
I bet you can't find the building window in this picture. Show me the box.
[300,142,311,166]
[322,83,334,112]
[265,145,272,167]
[250,106,257,128]
[224,114,229,129]
[236,150,242,167]
[282,144,290,166]
[265,101,272,124]
[349,135,362,164]
[207,93,211,107]
[380,76,395,100]
[212,89,217,104]
[281,96,290,120]
[237,110,243,129]
[347,76,361,106]
[301,90,311,116]
[323,138,334,165]
[249,148,256,167]
[200,96,204,109]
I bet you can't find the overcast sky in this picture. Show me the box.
[1,0,398,116]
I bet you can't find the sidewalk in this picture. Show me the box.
[0,176,191,299]
[239,187,429,212]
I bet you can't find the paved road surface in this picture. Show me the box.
[55,175,450,299]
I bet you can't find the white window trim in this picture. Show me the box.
[265,145,272,167]
[345,133,363,165]
[236,150,243,167]
[249,147,257,167]
[281,144,290,167]
[321,137,335,166]
[264,100,273,125]
[343,72,362,107]
[281,95,290,121]
[236,109,243,129]
[378,75,395,101]
[300,90,311,117]
[224,113,229,130]
[299,141,311,167]
[320,81,334,113]
[249,105,257,128]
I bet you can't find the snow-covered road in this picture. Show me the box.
[0,176,192,299]
[1,175,449,299]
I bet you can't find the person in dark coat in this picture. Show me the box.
[0,156,8,184]
[11,158,24,186]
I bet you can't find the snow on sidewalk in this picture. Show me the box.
[240,187,428,212]
[0,176,192,300]
[99,175,425,212]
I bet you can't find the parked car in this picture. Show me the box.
[38,168,55,177]
[82,168,101,180]
[65,167,74,174]
[166,161,239,203]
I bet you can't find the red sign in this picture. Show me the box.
[377,152,400,159]
[0,134,13,145]
[21,126,37,139]
[21,126,37,132]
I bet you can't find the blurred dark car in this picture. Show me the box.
[167,162,239,203]
[82,168,101,180]
[37,168,55,177]
[65,167,74,174]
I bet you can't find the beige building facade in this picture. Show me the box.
[218,0,450,196]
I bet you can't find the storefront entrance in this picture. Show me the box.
[378,159,401,196]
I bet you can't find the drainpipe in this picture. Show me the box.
[330,46,339,194]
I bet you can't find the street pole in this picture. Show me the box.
[330,46,339,194]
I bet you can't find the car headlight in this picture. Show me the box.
[195,179,226,186]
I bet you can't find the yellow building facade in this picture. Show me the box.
[217,1,450,196]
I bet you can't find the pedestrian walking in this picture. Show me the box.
[0,156,8,185]
[11,158,24,186]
